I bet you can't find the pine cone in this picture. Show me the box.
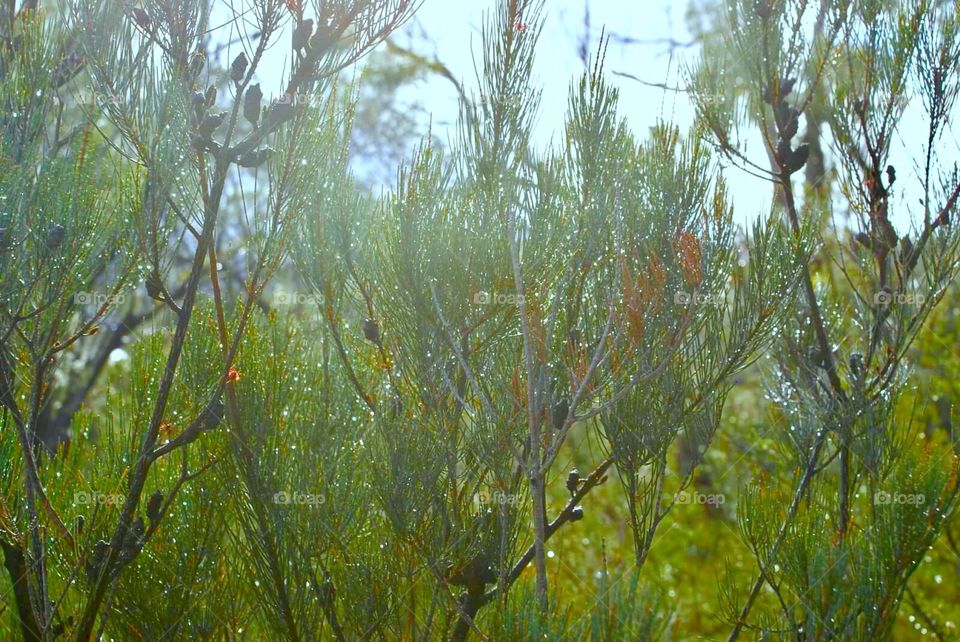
[84,540,111,584]
[189,50,206,79]
[244,83,262,127]
[203,397,225,430]
[118,517,145,565]
[262,101,294,131]
[763,77,796,105]
[362,318,381,345]
[145,272,164,300]
[146,490,163,523]
[292,18,314,51]
[230,52,248,84]
[204,85,217,109]
[45,224,65,251]
[784,144,809,175]
[238,148,271,168]
[552,397,569,431]
[566,469,580,495]
[875,215,898,251]
[198,111,226,138]
[772,101,796,133]
[899,236,914,265]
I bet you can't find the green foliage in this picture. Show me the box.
[1,0,959,640]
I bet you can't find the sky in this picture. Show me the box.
[245,0,957,231]
[246,1,751,199]
[383,0,959,231]
[382,0,773,217]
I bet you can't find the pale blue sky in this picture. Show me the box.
[245,0,956,230]
[387,0,778,215]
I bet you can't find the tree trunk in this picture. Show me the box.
[2,540,41,642]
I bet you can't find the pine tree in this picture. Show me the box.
[1,0,958,640]
[688,0,960,638]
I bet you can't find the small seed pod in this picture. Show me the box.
[780,108,799,140]
[189,50,206,79]
[780,77,796,98]
[763,77,795,105]
[876,217,898,251]
[45,223,65,251]
[145,272,164,300]
[85,540,110,584]
[204,85,217,108]
[198,111,226,138]
[191,92,207,121]
[784,144,809,175]
[552,398,569,431]
[292,18,314,51]
[203,397,225,430]
[899,236,913,265]
[363,318,381,345]
[146,490,163,523]
[237,148,271,168]
[230,52,248,84]
[244,83,262,127]
[262,101,294,130]
[120,517,145,563]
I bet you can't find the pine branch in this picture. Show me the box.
[1,539,41,642]
[74,157,230,641]
[727,426,827,641]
